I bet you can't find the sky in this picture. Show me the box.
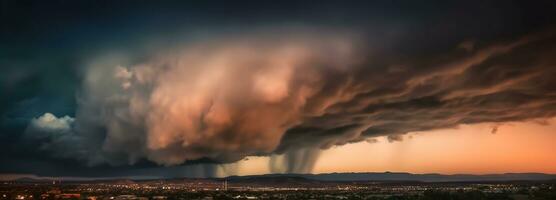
[1,0,556,179]
[235,118,556,176]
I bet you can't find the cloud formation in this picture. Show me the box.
[29,113,74,133]
[30,32,361,169]
[24,28,556,175]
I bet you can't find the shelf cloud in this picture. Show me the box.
[2,1,556,178]
[23,29,556,175]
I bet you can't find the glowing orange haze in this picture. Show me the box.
[2,118,555,180]
[231,117,556,175]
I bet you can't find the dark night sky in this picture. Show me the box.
[1,0,556,178]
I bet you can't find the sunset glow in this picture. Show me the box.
[2,1,556,183]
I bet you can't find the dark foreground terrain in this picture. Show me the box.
[2,173,555,200]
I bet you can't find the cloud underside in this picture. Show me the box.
[26,29,556,175]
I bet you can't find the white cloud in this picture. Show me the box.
[30,113,74,132]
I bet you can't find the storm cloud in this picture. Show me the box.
[24,28,556,175]
[2,0,556,177]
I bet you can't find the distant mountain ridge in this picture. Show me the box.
[228,172,556,183]
[11,172,556,183]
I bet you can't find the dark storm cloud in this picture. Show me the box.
[1,0,556,177]
[277,30,556,153]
